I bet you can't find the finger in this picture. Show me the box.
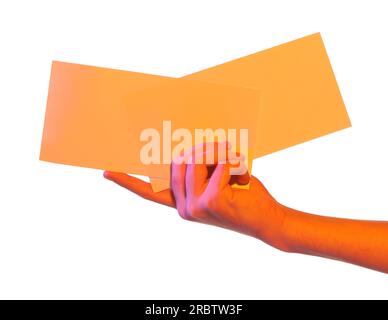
[103,171,175,207]
[171,156,187,216]
[207,162,232,192]
[194,141,231,165]
[207,150,248,183]
[170,142,222,215]
[229,160,250,185]
[230,171,250,185]
[186,161,208,197]
[178,141,230,165]
[185,141,230,196]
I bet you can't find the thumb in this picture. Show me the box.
[103,171,175,208]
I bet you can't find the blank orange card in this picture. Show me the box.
[40,61,261,179]
[149,33,351,191]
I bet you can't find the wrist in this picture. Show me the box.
[271,203,294,252]
[253,201,294,252]
[275,204,310,254]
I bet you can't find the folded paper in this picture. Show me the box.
[40,61,260,181]
[40,33,351,193]
[149,32,351,191]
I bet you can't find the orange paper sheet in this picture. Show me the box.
[40,61,260,180]
[149,33,351,191]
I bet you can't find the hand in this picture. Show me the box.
[103,143,288,250]
[103,142,388,273]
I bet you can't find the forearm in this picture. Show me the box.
[278,205,388,273]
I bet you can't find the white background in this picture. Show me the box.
[0,0,387,299]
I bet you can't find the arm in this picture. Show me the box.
[280,205,388,273]
[103,144,388,274]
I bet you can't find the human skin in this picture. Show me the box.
[103,144,388,274]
